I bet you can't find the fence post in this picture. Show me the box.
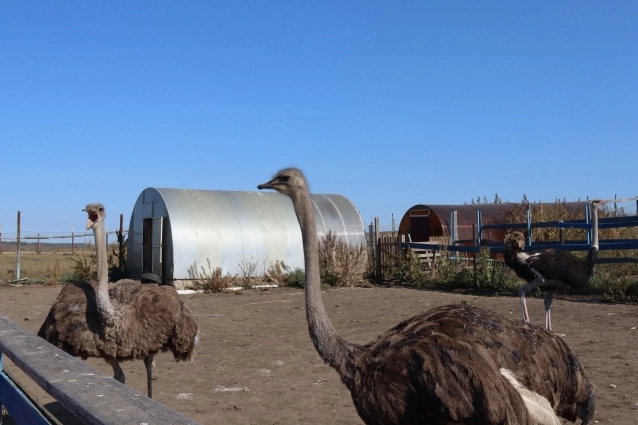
[71,227,74,254]
[375,217,380,279]
[473,223,477,287]
[0,224,2,254]
[391,213,395,239]
[451,211,458,246]
[369,222,374,276]
[119,213,124,270]
[16,211,21,279]
[526,205,532,247]
[477,210,482,246]
[37,234,41,254]
[559,221,564,245]
[585,205,591,245]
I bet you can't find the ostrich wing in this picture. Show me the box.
[522,250,591,287]
[352,305,592,425]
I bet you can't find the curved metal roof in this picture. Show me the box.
[128,188,365,281]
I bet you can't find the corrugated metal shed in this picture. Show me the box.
[398,202,590,244]
[127,188,365,284]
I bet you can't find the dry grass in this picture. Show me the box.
[0,244,101,284]
[187,259,236,292]
[318,231,368,287]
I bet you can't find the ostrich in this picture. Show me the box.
[258,167,594,425]
[504,201,603,331]
[38,203,198,398]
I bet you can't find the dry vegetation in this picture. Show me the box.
[187,231,368,292]
[0,239,127,285]
[0,249,92,285]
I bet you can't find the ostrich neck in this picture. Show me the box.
[93,220,117,322]
[292,191,356,382]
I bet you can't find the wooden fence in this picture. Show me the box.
[371,198,638,277]
[0,314,201,425]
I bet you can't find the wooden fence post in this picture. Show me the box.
[473,223,477,287]
[369,222,374,276]
[375,217,380,279]
[16,212,21,279]
[119,214,124,270]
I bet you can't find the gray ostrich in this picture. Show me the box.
[504,201,602,331]
[38,203,199,398]
[258,167,594,425]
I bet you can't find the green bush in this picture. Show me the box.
[286,268,305,288]
[474,247,520,293]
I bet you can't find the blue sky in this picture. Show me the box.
[1,1,637,238]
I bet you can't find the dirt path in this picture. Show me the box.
[1,284,637,424]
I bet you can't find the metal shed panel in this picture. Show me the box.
[128,188,365,282]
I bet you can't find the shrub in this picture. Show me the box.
[473,247,520,293]
[238,256,259,288]
[45,259,62,286]
[188,259,235,292]
[286,267,305,288]
[268,260,305,287]
[108,229,128,279]
[69,253,95,280]
[268,260,290,286]
[318,231,368,287]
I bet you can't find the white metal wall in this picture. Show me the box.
[128,188,365,282]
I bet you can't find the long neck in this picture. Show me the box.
[291,190,356,382]
[93,220,117,322]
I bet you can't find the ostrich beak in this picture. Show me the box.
[257,180,275,190]
[83,209,99,230]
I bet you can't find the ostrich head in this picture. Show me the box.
[257,167,309,199]
[504,231,525,251]
[83,203,106,230]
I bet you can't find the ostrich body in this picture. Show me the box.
[258,168,594,425]
[504,202,601,331]
[38,204,198,398]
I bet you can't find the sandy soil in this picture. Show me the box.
[1,283,637,424]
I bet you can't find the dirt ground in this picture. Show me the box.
[1,283,637,424]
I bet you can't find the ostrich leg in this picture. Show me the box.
[518,277,545,325]
[544,290,555,331]
[144,354,154,398]
[108,359,126,384]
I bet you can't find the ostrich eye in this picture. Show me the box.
[280,175,290,182]
[99,207,104,212]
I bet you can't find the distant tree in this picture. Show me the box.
[494,193,502,203]
[522,194,529,204]
[483,196,488,204]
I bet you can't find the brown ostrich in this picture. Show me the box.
[38,203,198,398]
[504,201,602,331]
[258,167,595,425]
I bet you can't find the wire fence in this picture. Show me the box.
[0,231,128,250]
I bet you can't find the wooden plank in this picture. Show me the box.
[0,314,201,425]
[1,366,51,425]
[2,359,67,425]
[596,258,638,264]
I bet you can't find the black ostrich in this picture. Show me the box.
[504,201,603,331]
